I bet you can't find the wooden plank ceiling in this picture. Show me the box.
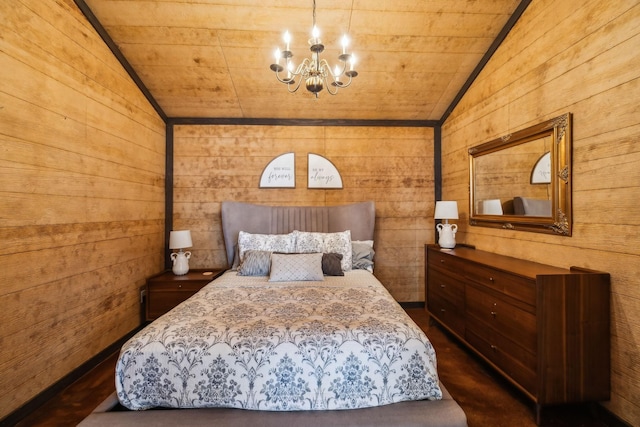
[82,0,522,121]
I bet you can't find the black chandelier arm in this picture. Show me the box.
[286,78,303,93]
[328,74,354,92]
[272,69,302,92]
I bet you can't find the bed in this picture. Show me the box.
[79,201,467,426]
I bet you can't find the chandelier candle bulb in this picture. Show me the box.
[284,31,290,51]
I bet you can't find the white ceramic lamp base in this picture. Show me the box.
[436,223,458,249]
[170,250,191,275]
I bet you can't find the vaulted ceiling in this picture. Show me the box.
[79,0,526,122]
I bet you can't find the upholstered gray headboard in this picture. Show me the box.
[220,201,376,267]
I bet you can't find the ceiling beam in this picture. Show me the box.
[438,0,533,125]
[73,0,168,123]
[168,117,439,127]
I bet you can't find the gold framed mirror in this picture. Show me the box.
[469,113,572,235]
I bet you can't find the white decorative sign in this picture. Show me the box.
[259,152,295,188]
[530,151,551,184]
[307,153,343,189]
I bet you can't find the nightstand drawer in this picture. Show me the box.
[148,280,210,292]
[146,290,200,319]
[145,269,224,320]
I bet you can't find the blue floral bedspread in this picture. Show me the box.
[116,270,442,411]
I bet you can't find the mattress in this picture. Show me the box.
[116,270,442,411]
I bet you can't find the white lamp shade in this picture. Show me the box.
[480,199,503,215]
[434,201,459,220]
[169,230,192,249]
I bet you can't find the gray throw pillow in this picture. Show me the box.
[322,253,344,276]
[269,253,324,282]
[237,250,271,276]
[352,241,375,272]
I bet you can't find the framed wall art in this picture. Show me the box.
[259,152,295,188]
[307,153,343,189]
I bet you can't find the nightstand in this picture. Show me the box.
[145,269,225,321]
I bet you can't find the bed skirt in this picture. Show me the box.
[79,382,466,427]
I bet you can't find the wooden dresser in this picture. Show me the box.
[425,244,610,420]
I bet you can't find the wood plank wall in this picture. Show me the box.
[441,0,640,424]
[0,0,166,419]
[173,125,434,302]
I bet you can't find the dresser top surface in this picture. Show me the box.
[427,244,592,279]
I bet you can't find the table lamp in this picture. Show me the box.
[434,201,459,249]
[169,230,192,275]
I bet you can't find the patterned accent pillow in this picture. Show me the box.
[293,230,352,271]
[269,253,324,282]
[237,250,271,276]
[322,253,344,276]
[238,231,295,263]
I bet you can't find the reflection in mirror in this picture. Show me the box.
[473,134,553,216]
[469,113,572,235]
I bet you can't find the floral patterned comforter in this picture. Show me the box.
[116,270,442,411]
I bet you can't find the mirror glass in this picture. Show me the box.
[469,113,572,235]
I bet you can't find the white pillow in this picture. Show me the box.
[269,253,324,282]
[237,231,295,262]
[293,230,352,271]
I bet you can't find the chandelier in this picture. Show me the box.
[269,0,358,97]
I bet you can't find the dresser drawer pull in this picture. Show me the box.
[440,259,445,263]
[489,277,494,282]
[440,284,446,288]
[490,344,498,351]
[177,284,182,288]
[440,308,446,313]
[490,311,497,318]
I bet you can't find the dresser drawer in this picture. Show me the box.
[428,291,466,338]
[428,269,465,307]
[427,249,469,276]
[463,263,536,305]
[465,324,537,396]
[465,283,536,353]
